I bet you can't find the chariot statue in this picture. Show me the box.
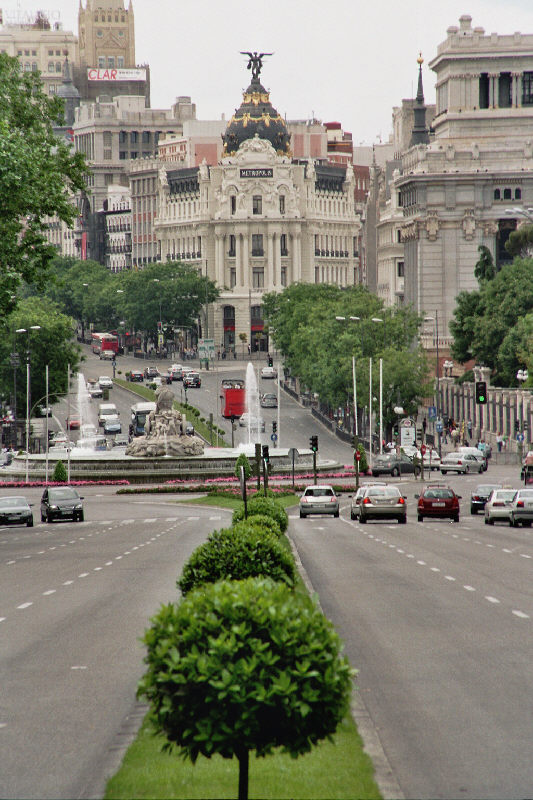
[126,386,204,457]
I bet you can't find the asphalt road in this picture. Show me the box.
[290,464,533,799]
[0,488,233,799]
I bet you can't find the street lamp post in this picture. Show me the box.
[15,326,41,482]
[425,313,441,457]
[517,369,529,447]
[505,207,533,223]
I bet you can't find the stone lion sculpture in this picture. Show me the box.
[126,386,204,457]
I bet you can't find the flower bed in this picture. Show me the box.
[0,479,130,488]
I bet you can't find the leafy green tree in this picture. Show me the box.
[234,452,252,480]
[0,53,88,315]
[505,224,533,259]
[0,296,81,412]
[52,460,67,482]
[449,290,483,363]
[474,245,496,283]
[138,578,354,800]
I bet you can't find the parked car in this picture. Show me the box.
[417,448,441,471]
[299,485,339,518]
[470,483,502,514]
[41,486,84,523]
[358,484,407,524]
[261,366,277,379]
[238,412,265,432]
[183,371,201,388]
[509,488,533,527]
[103,415,122,435]
[440,452,484,474]
[99,349,115,360]
[0,496,33,527]
[484,488,517,525]
[415,484,461,522]
[127,370,144,382]
[98,376,113,389]
[371,453,420,478]
[144,367,160,379]
[260,393,278,408]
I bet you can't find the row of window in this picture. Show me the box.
[119,151,154,160]
[494,187,521,201]
[94,13,126,22]
[226,233,289,257]
[98,56,125,69]
[227,268,288,289]
[230,195,286,215]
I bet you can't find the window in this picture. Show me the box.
[479,73,489,109]
[499,73,512,108]
[98,56,105,68]
[494,189,501,200]
[117,56,124,67]
[231,196,236,215]
[503,188,512,200]
[281,267,287,286]
[103,131,112,147]
[228,234,236,257]
[104,173,114,185]
[103,149,112,160]
[230,269,236,288]
[280,233,288,256]
[55,62,61,72]
[97,30,103,37]
[107,56,115,68]
[252,195,262,215]
[279,195,285,214]
[515,188,522,200]
[523,72,533,106]
[48,61,54,72]
[119,131,128,144]
[48,49,54,56]
[130,131,138,143]
[130,152,138,159]
[142,131,151,143]
[397,261,405,277]
[252,234,263,256]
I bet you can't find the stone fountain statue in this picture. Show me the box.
[126,387,204,457]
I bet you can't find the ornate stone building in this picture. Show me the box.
[154,59,361,353]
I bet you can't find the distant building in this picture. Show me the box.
[98,184,132,272]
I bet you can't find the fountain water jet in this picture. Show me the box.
[245,362,262,445]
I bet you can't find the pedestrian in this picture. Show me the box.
[496,432,503,452]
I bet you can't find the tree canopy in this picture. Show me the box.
[0,53,88,316]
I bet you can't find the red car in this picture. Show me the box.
[415,484,461,523]
[66,417,80,430]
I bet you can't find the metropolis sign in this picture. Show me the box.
[240,168,273,178]
[87,68,147,82]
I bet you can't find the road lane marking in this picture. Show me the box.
[464,585,476,592]
[485,596,500,604]
[42,590,56,596]
[512,610,530,619]
[17,602,32,609]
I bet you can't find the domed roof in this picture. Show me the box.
[222,67,291,157]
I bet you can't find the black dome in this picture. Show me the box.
[222,75,291,157]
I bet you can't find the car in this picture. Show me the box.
[112,433,130,447]
[417,448,441,471]
[37,405,53,417]
[170,364,183,380]
[415,484,461,522]
[99,349,115,360]
[41,486,84,523]
[185,421,195,436]
[87,381,103,399]
[358,484,407,524]
[75,435,108,452]
[180,366,194,380]
[48,432,68,446]
[401,445,419,459]
[458,446,487,471]
[183,371,201,388]
[484,488,517,525]
[299,485,339,518]
[440,452,484,474]
[371,453,421,478]
[350,483,387,520]
[98,376,113,389]
[0,496,33,527]
[127,370,144,382]
[98,403,118,426]
[103,415,122,435]
[470,483,502,514]
[261,366,278,379]
[144,367,160,379]
[260,393,278,408]
[509,488,533,527]
[239,412,266,432]
[66,416,80,430]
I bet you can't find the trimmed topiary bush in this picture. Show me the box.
[232,496,288,533]
[233,513,282,538]
[178,526,295,595]
[138,577,354,800]
[52,459,67,482]
[234,452,252,480]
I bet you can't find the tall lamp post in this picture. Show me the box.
[424,312,441,456]
[15,325,41,482]
[517,369,529,447]
[335,315,364,437]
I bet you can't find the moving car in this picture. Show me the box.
[299,485,339,518]
[87,381,103,399]
[183,371,201,388]
[99,349,115,360]
[238,412,265,432]
[458,446,487,471]
[98,403,118,426]
[440,452,484,474]
[261,366,277,379]
[180,366,194,380]
[484,488,517,525]
[144,367,160,379]
[350,483,387,520]
[358,484,407,524]
[509,488,533,527]
[470,483,502,514]
[0,496,33,527]
[103,415,122,435]
[66,416,80,430]
[41,486,84,523]
[170,364,183,380]
[75,436,107,452]
[260,393,278,408]
[371,453,421,478]
[127,370,144,382]
[98,376,113,389]
[415,484,461,522]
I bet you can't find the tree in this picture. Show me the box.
[0,53,88,316]
[474,245,496,283]
[234,452,252,480]
[449,290,483,363]
[505,224,533,259]
[138,578,354,800]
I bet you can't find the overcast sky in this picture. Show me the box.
[4,0,533,143]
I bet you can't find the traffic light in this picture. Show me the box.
[475,381,487,404]
[272,421,277,434]
[268,356,273,367]
[157,321,162,332]
[310,435,318,452]
[262,445,270,463]
[515,418,520,434]
[525,420,529,432]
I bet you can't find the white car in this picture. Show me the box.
[239,412,265,432]
[440,452,484,474]
[98,376,113,389]
[484,488,517,525]
[261,366,277,379]
[99,349,115,360]
[417,448,441,470]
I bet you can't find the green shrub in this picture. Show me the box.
[234,452,252,480]
[233,513,281,538]
[233,496,288,533]
[52,459,67,482]
[138,578,354,799]
[178,526,295,595]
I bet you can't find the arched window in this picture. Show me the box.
[493,189,501,200]
[515,188,522,200]
[503,188,512,200]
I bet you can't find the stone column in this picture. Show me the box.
[235,232,242,287]
[242,232,249,289]
[267,230,274,290]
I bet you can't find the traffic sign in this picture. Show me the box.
[355,451,361,461]
[420,444,427,455]
[436,420,444,433]
[428,406,437,420]
[271,433,278,442]
[517,432,525,442]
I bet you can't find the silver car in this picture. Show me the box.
[440,452,484,474]
[509,489,533,527]
[299,485,340,518]
[358,484,407,524]
[484,489,517,525]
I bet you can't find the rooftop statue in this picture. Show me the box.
[240,50,273,80]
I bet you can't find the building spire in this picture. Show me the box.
[410,53,430,147]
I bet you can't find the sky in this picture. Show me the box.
[4,0,533,144]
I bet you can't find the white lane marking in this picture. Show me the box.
[431,567,441,572]
[71,665,87,670]
[188,516,200,521]
[485,596,500,604]
[105,561,113,566]
[444,576,456,582]
[94,567,102,571]
[17,602,32,609]
[397,548,405,554]
[0,617,6,622]
[417,560,426,566]
[115,556,123,560]
[121,519,135,524]
[63,580,74,585]
[144,518,157,523]
[78,573,89,578]
[520,554,532,559]
[42,590,56,596]
[464,585,476,592]
[512,610,530,619]
[209,515,222,520]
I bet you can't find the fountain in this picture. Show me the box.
[244,362,263,446]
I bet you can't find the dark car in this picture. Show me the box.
[127,370,144,382]
[415,484,461,523]
[0,496,33,527]
[260,393,278,408]
[470,483,502,514]
[183,371,201,388]
[144,367,160,379]
[41,486,84,523]
[371,453,420,478]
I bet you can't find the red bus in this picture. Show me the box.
[91,332,119,355]
[220,379,246,418]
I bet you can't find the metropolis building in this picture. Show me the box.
[154,60,362,353]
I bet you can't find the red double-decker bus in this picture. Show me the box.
[91,332,119,355]
[220,379,245,419]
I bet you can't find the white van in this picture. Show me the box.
[98,403,118,426]
[131,401,156,436]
